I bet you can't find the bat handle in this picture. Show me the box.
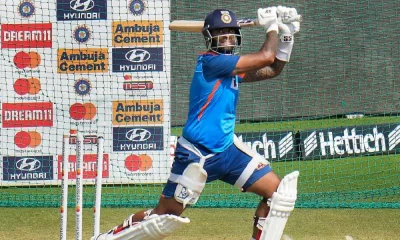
[236,19,259,28]
[237,15,302,28]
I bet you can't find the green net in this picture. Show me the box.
[0,0,399,210]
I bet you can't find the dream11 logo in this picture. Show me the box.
[1,23,52,48]
[2,102,53,128]
[57,153,109,179]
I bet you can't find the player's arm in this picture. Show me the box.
[232,8,279,76]
[241,58,286,82]
[232,31,279,75]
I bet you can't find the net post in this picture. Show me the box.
[93,136,104,238]
[75,132,84,240]
[60,135,69,240]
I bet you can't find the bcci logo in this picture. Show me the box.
[74,78,91,96]
[220,11,232,23]
[73,25,92,44]
[18,0,35,18]
[129,0,146,16]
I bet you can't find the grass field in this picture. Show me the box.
[0,207,399,240]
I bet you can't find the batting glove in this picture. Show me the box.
[277,6,301,37]
[257,7,279,33]
[276,6,301,62]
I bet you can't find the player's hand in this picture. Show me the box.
[257,7,278,33]
[277,6,300,34]
[278,6,301,26]
[276,6,300,43]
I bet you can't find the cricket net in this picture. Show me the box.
[0,0,399,209]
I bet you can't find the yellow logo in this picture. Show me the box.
[112,99,163,125]
[57,48,108,74]
[112,21,163,47]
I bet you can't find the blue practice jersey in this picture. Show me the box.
[182,52,245,152]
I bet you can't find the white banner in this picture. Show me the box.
[0,0,171,186]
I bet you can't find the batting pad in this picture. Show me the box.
[93,214,190,240]
[259,171,299,240]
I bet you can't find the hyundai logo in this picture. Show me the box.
[125,49,151,63]
[16,158,41,171]
[126,129,151,142]
[70,0,94,12]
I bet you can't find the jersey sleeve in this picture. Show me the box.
[237,73,245,83]
[202,54,240,81]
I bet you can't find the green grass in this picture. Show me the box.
[0,207,399,240]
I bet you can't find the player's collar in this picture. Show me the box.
[199,51,219,56]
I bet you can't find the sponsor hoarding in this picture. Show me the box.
[300,124,400,160]
[57,48,108,73]
[236,131,299,161]
[112,99,163,125]
[112,21,163,47]
[2,156,53,181]
[56,0,107,21]
[112,47,163,72]
[57,154,109,179]
[1,23,52,48]
[2,102,53,128]
[113,126,164,151]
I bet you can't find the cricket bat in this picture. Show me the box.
[169,16,302,33]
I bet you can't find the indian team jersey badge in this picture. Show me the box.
[74,78,91,96]
[73,25,92,44]
[18,0,35,18]
[220,11,232,23]
[129,0,147,16]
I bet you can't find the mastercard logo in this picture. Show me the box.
[14,131,41,148]
[125,154,152,171]
[13,78,41,95]
[69,102,97,120]
[13,51,41,69]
